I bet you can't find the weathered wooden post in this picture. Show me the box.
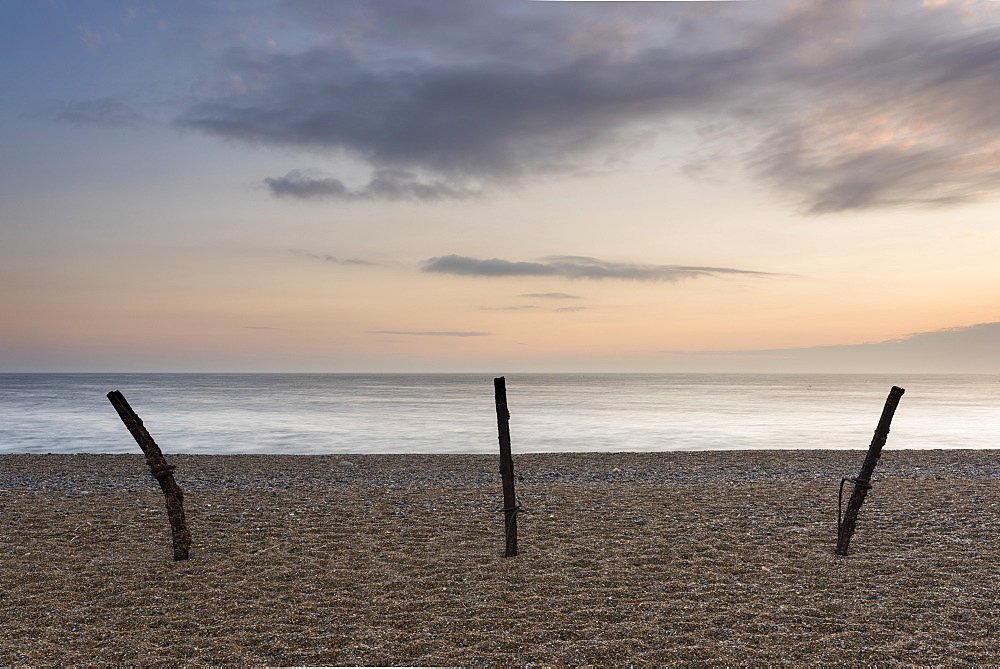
[836,385,905,556]
[494,377,519,557]
[107,390,192,561]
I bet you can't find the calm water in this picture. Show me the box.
[0,374,997,454]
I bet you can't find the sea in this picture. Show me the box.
[0,373,997,455]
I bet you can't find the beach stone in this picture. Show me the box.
[3,451,1000,666]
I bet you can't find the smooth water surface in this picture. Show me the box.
[0,374,997,454]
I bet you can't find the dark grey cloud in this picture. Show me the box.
[521,293,582,300]
[173,1,1000,212]
[178,43,745,180]
[423,254,777,282]
[289,249,372,265]
[266,169,481,202]
[56,99,147,128]
[367,330,489,337]
[281,0,680,66]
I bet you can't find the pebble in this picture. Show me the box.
[0,450,997,492]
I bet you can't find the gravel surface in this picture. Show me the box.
[2,450,999,665]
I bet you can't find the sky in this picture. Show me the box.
[1,0,999,373]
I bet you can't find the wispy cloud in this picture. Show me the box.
[477,303,586,313]
[265,169,481,202]
[521,293,582,300]
[289,249,372,266]
[367,330,490,337]
[78,25,120,52]
[55,99,148,128]
[423,254,778,282]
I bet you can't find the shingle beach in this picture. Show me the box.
[2,450,999,665]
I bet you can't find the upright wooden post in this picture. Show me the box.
[107,390,192,561]
[494,377,518,557]
[836,385,905,556]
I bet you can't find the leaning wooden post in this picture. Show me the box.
[494,377,519,557]
[836,385,905,556]
[107,390,192,561]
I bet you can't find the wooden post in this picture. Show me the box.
[494,377,518,557]
[836,385,905,556]
[107,390,192,561]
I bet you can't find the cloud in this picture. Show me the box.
[177,43,740,179]
[663,322,1000,373]
[265,169,481,202]
[751,26,1000,213]
[367,330,490,337]
[174,1,752,187]
[55,99,147,128]
[78,25,120,52]
[423,254,778,282]
[521,293,582,300]
[289,249,372,265]
[477,303,587,313]
[172,1,1000,213]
